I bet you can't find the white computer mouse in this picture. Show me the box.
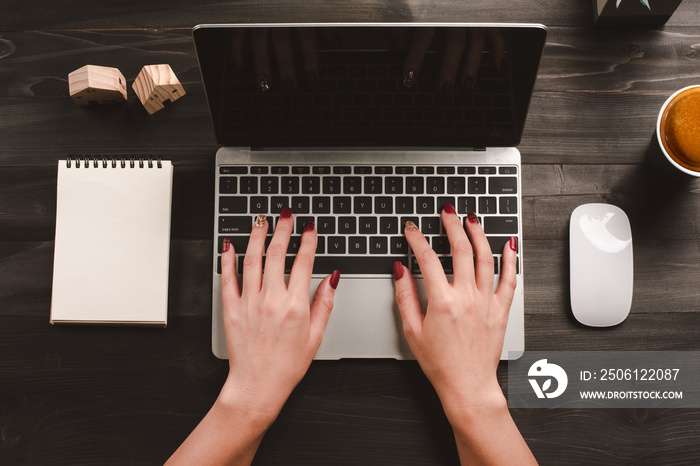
[570,203,633,327]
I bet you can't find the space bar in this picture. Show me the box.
[308,256,409,275]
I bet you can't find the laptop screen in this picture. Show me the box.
[193,24,546,149]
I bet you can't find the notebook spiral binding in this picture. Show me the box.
[66,155,163,169]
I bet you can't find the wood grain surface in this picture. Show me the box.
[1,1,700,464]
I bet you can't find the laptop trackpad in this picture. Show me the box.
[315,277,421,359]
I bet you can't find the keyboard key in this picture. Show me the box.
[447,176,466,194]
[240,177,258,194]
[364,177,382,194]
[219,216,252,234]
[426,177,445,194]
[375,166,392,174]
[250,197,268,213]
[333,166,352,174]
[317,216,335,234]
[437,196,456,213]
[401,216,419,232]
[281,176,300,193]
[220,166,247,175]
[499,166,517,175]
[478,166,497,175]
[295,216,314,234]
[348,237,367,254]
[487,236,515,254]
[323,176,341,194]
[406,177,424,194]
[422,217,441,234]
[219,196,246,214]
[338,217,356,234]
[271,166,289,174]
[333,196,352,213]
[479,197,498,214]
[369,236,388,254]
[251,166,269,174]
[385,177,403,194]
[354,166,372,174]
[219,177,237,194]
[302,176,320,194]
[458,166,476,174]
[499,196,518,214]
[328,236,346,254]
[218,235,249,253]
[380,217,399,234]
[437,166,455,174]
[343,176,362,194]
[457,196,477,214]
[375,197,393,214]
[416,197,435,214]
[261,176,279,194]
[354,197,372,213]
[292,166,310,174]
[484,216,518,234]
[431,236,451,254]
[313,166,331,174]
[359,217,377,234]
[390,236,409,254]
[396,197,414,214]
[315,256,409,275]
[489,176,518,194]
[312,196,331,214]
[396,166,414,174]
[468,177,486,194]
[417,166,434,174]
[270,196,289,213]
[291,196,310,213]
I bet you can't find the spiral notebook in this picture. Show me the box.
[50,157,173,326]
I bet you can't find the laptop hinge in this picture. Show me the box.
[475,146,486,151]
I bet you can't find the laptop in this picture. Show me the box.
[193,23,547,360]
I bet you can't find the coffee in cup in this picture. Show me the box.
[657,85,700,177]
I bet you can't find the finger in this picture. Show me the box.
[288,219,317,293]
[402,27,435,88]
[404,221,449,294]
[263,207,293,287]
[308,270,340,348]
[271,27,296,93]
[221,238,241,307]
[297,28,319,89]
[439,203,475,288]
[242,214,269,295]
[464,212,495,293]
[494,236,518,311]
[393,261,424,341]
[486,28,507,73]
[460,28,485,93]
[230,29,248,73]
[437,28,466,95]
[251,28,272,92]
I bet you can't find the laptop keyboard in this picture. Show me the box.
[216,164,520,276]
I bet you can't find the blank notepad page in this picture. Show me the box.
[51,159,173,325]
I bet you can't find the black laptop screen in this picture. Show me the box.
[193,24,546,149]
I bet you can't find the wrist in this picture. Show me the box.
[216,379,286,430]
[437,379,508,426]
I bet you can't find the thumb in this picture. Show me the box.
[393,261,423,340]
[309,270,340,346]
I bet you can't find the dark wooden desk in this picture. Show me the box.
[2,1,700,464]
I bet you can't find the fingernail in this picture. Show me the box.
[403,69,416,88]
[257,74,270,93]
[393,261,404,280]
[281,207,292,219]
[223,238,231,253]
[467,212,479,224]
[405,220,418,231]
[510,236,518,252]
[443,202,456,214]
[304,220,315,232]
[254,214,266,227]
[330,270,341,290]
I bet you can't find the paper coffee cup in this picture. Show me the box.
[655,85,700,177]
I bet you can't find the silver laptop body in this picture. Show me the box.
[194,23,547,360]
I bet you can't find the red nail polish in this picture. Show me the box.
[281,207,292,219]
[393,261,404,280]
[510,236,518,252]
[443,202,456,214]
[304,220,315,232]
[467,212,478,224]
[223,238,231,253]
[330,270,341,290]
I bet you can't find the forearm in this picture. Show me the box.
[166,388,279,466]
[441,389,537,466]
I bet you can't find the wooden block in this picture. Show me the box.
[132,64,186,115]
[68,65,127,106]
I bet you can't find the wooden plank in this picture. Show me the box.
[0,315,699,465]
